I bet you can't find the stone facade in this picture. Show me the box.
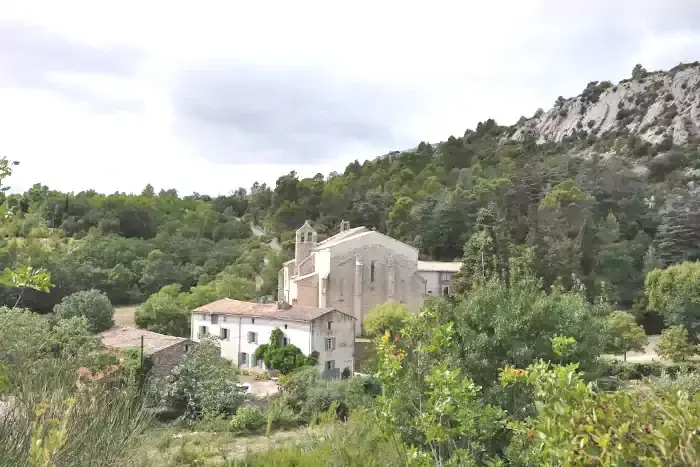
[279,221,461,336]
[150,341,192,377]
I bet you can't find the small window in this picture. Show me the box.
[282,337,289,346]
[184,345,190,352]
[284,324,288,329]
[223,315,228,323]
[325,338,335,351]
[327,321,332,330]
[240,352,248,366]
[211,314,218,325]
[251,318,255,324]
[443,287,449,296]
[325,360,335,371]
[198,326,208,338]
[220,328,229,340]
[247,331,258,344]
[370,261,375,282]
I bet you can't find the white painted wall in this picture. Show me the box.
[418,270,455,296]
[191,311,355,375]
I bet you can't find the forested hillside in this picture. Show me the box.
[2,62,700,326]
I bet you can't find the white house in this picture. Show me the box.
[191,298,356,378]
[417,261,462,297]
[278,220,463,335]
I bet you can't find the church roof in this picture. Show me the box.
[314,226,369,249]
[192,298,353,323]
[417,261,463,272]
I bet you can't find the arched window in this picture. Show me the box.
[370,261,375,283]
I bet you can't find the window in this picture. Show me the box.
[440,272,451,282]
[240,352,248,366]
[443,286,450,296]
[247,331,258,344]
[284,324,288,329]
[282,337,289,346]
[184,345,190,352]
[223,315,228,323]
[251,318,255,324]
[220,328,229,340]
[211,314,218,325]
[370,261,375,282]
[198,326,208,338]
[325,360,335,371]
[325,338,336,351]
[327,321,333,330]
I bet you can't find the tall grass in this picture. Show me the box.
[0,360,152,466]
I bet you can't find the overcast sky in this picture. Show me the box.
[1,1,699,196]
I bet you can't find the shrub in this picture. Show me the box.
[255,329,319,374]
[656,325,697,362]
[162,336,245,419]
[229,405,266,433]
[647,367,700,395]
[603,311,648,361]
[53,289,115,332]
[363,302,411,337]
[502,360,700,465]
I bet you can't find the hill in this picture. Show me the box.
[2,62,700,321]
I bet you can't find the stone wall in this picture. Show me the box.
[150,340,193,377]
[327,244,425,335]
[296,274,318,307]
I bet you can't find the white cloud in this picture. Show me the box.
[0,0,698,195]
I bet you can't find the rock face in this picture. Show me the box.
[511,63,700,146]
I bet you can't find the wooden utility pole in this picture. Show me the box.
[140,335,144,372]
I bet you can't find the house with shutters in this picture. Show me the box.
[191,298,356,378]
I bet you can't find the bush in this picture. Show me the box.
[603,310,648,361]
[0,365,151,466]
[503,360,700,465]
[363,301,411,337]
[53,289,115,332]
[229,405,266,433]
[596,358,665,380]
[162,336,246,419]
[656,325,697,362]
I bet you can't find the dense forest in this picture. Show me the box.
[3,70,700,334]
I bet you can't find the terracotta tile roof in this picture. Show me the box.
[99,326,189,355]
[192,298,352,322]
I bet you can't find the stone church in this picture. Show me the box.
[278,221,460,335]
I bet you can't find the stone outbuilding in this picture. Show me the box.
[100,326,194,377]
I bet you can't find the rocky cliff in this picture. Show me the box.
[511,62,700,147]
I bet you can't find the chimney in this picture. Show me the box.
[340,220,350,233]
[277,300,292,310]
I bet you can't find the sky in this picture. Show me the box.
[1,1,699,196]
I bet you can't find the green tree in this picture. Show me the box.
[363,301,411,337]
[386,196,415,242]
[255,328,319,374]
[53,289,115,332]
[603,310,648,361]
[645,261,700,340]
[631,63,648,80]
[656,325,696,362]
[163,336,245,419]
[135,285,190,337]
